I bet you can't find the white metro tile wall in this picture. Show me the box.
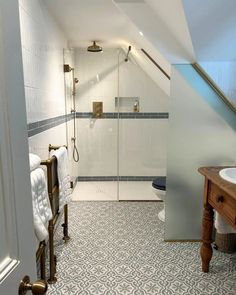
[19,0,67,123]
[76,119,167,177]
[19,0,75,176]
[75,49,169,113]
[75,49,118,112]
[28,124,67,160]
[75,49,169,177]
[77,119,118,176]
[119,119,168,176]
[119,61,169,112]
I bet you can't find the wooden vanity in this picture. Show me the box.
[198,166,236,272]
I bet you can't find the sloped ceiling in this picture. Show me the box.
[43,0,203,95]
[43,0,130,48]
[113,0,195,63]
[183,0,236,61]
[43,0,173,95]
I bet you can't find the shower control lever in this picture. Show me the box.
[71,109,76,113]
[71,137,76,141]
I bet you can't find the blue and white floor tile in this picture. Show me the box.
[48,202,236,295]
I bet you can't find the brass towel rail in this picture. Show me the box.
[36,241,46,280]
[41,144,70,284]
[48,144,67,152]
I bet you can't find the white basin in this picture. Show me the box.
[219,168,236,184]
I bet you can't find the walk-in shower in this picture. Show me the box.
[68,46,169,201]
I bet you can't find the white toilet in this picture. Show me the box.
[152,177,166,222]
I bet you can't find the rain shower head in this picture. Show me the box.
[87,41,102,52]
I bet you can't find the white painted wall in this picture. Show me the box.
[75,49,169,177]
[165,65,236,240]
[131,47,170,96]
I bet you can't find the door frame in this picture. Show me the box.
[0,0,37,294]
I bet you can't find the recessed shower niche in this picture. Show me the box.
[66,48,169,201]
[115,97,140,112]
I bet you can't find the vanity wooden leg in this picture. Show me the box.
[200,205,214,272]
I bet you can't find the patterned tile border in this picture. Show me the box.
[76,112,169,119]
[27,112,169,137]
[27,114,73,137]
[77,176,159,181]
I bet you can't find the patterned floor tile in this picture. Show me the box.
[47,202,236,295]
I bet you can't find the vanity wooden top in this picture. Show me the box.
[198,166,236,201]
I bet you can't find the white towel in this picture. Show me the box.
[29,153,41,171]
[50,147,72,212]
[215,211,236,234]
[29,153,52,242]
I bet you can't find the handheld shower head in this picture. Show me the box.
[125,45,132,62]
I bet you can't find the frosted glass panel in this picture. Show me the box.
[165,65,236,240]
[199,61,236,109]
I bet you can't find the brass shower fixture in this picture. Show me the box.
[63,63,80,162]
[64,64,72,72]
[87,41,103,52]
[64,64,79,94]
[74,77,79,84]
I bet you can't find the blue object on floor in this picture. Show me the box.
[152,177,166,191]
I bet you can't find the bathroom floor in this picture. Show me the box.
[47,202,236,295]
[72,181,161,201]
